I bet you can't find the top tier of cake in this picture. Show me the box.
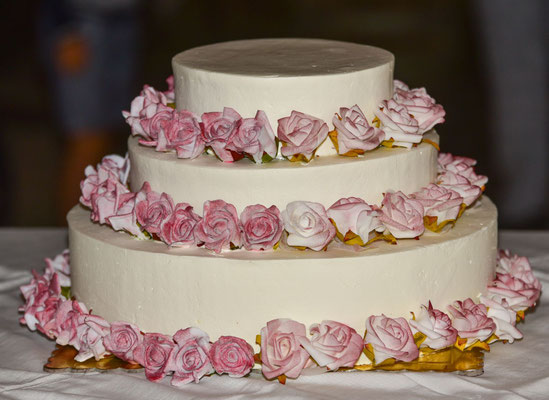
[172,38,394,135]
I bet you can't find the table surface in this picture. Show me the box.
[1,228,548,400]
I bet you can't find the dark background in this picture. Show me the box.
[1,0,547,228]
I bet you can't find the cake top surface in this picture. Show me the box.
[172,38,394,77]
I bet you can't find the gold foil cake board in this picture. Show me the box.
[44,344,484,377]
[44,345,142,373]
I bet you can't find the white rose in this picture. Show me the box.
[282,201,336,251]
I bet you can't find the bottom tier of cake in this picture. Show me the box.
[67,198,497,346]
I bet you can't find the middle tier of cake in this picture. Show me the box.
[128,131,438,213]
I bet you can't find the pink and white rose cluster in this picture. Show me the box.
[332,105,384,155]
[485,250,541,312]
[260,318,364,380]
[278,111,329,162]
[479,296,523,343]
[447,298,496,346]
[411,184,463,223]
[374,99,422,149]
[327,197,384,244]
[392,81,446,134]
[123,81,277,163]
[437,153,486,206]
[373,80,445,148]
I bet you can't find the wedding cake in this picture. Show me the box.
[19,39,540,386]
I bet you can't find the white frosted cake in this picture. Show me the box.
[17,38,537,385]
[67,38,496,344]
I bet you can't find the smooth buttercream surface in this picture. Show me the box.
[128,132,439,213]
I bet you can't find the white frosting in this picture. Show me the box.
[128,132,438,213]
[68,198,497,347]
[172,38,394,156]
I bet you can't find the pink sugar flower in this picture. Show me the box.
[374,99,422,148]
[159,202,201,247]
[226,110,277,163]
[282,201,336,251]
[194,200,242,253]
[135,182,175,235]
[103,322,143,363]
[260,319,310,380]
[378,191,425,238]
[332,105,384,155]
[210,336,255,378]
[240,204,284,251]
[299,320,364,371]
[167,327,214,386]
[365,314,419,364]
[447,298,495,344]
[408,302,457,350]
[278,111,329,162]
[133,333,175,382]
[201,107,242,162]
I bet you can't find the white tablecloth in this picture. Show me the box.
[1,229,548,399]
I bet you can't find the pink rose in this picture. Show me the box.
[44,249,71,287]
[135,183,174,235]
[194,200,242,253]
[122,85,169,140]
[80,164,120,208]
[240,204,284,251]
[299,321,364,371]
[156,110,205,159]
[36,296,63,339]
[133,333,175,382]
[201,107,242,162]
[282,201,336,251]
[19,272,61,332]
[89,178,131,225]
[101,154,131,186]
[139,103,175,147]
[210,336,255,378]
[365,315,419,364]
[106,191,147,239]
[278,111,329,162]
[447,298,495,344]
[393,79,409,91]
[411,184,463,222]
[327,197,384,243]
[438,153,476,173]
[74,314,111,362]
[378,191,425,239]
[374,99,422,148]
[166,327,214,386]
[226,110,278,163]
[438,175,482,207]
[408,302,457,350]
[392,86,446,134]
[497,250,538,286]
[159,202,201,247]
[443,159,488,188]
[260,319,310,380]
[487,273,541,311]
[103,322,143,363]
[479,296,523,343]
[332,105,384,155]
[55,299,89,348]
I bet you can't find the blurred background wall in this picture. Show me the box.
[0,0,547,228]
